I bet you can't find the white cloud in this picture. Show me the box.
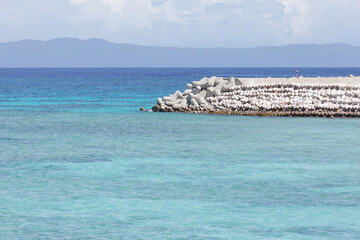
[198,0,243,5]
[99,0,127,14]
[68,0,185,32]
[277,0,309,37]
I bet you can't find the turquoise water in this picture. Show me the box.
[1,68,360,239]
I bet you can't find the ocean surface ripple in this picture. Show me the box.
[1,68,360,239]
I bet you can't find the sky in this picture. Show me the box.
[1,0,360,48]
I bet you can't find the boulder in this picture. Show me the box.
[214,89,222,96]
[173,98,188,110]
[193,77,210,88]
[157,98,164,105]
[163,96,172,102]
[190,98,199,107]
[194,86,202,94]
[214,77,224,86]
[206,77,217,87]
[184,89,192,95]
[174,90,183,99]
[199,90,207,99]
[206,87,215,98]
[215,81,225,92]
[152,104,161,112]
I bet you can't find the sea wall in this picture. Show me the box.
[150,76,360,117]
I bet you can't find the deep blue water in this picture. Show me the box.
[1,68,360,239]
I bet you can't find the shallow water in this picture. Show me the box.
[1,68,360,239]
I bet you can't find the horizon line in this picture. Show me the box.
[0,37,357,49]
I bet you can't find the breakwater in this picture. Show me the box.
[150,76,360,117]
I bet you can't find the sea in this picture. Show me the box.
[1,68,360,240]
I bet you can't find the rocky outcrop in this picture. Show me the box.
[150,76,360,117]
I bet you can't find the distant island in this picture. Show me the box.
[1,38,360,68]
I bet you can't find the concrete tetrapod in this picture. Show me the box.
[149,76,360,117]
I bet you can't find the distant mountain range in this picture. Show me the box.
[0,38,360,67]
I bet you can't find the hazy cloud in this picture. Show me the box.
[1,0,360,47]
